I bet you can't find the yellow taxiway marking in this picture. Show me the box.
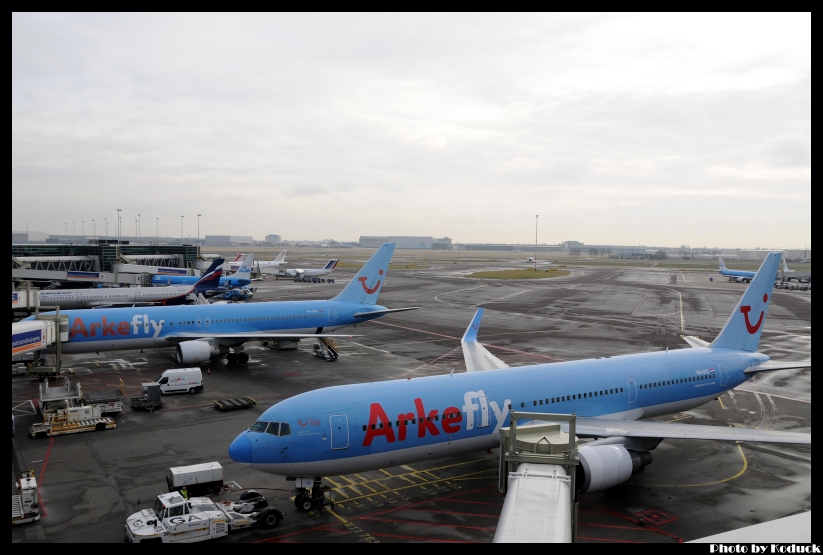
[631,442,748,488]
[666,414,692,423]
[324,477,342,488]
[718,396,727,410]
[334,468,493,503]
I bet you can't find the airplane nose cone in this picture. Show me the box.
[228,433,252,465]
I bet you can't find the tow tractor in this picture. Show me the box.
[125,490,282,543]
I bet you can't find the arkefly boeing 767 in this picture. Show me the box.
[28,244,416,365]
[229,252,810,512]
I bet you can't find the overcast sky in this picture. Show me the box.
[12,13,810,248]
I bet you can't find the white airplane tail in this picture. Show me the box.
[274,250,287,263]
[233,253,254,280]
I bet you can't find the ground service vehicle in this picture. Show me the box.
[125,491,282,543]
[29,404,116,438]
[167,462,224,496]
[155,368,203,395]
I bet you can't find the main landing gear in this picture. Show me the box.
[226,352,249,365]
[293,478,333,513]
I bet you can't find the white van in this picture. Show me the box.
[154,368,203,395]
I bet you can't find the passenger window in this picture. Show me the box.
[266,423,281,436]
[620,387,624,392]
[521,402,525,408]
[533,401,537,406]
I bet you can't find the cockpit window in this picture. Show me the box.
[266,423,280,436]
[279,423,291,437]
[250,421,269,432]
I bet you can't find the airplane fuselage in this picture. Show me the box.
[228,347,767,477]
[151,275,250,288]
[36,285,195,310]
[32,300,387,355]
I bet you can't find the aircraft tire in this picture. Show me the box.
[294,493,314,513]
[239,353,249,363]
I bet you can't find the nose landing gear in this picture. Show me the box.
[293,478,333,513]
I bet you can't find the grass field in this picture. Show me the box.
[466,269,571,279]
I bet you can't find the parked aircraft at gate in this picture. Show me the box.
[282,260,339,279]
[29,244,415,365]
[229,252,810,511]
[718,255,757,282]
[36,259,224,309]
[152,254,255,289]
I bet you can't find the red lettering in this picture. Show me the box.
[396,412,414,441]
[101,317,117,336]
[70,317,88,338]
[89,323,101,336]
[117,322,130,335]
[441,406,462,434]
[414,398,440,438]
[363,403,395,446]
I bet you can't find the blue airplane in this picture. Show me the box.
[718,255,757,282]
[228,252,811,512]
[28,244,415,365]
[152,254,255,289]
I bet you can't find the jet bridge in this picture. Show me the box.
[494,412,579,543]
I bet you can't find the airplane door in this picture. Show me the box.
[196,318,202,328]
[329,415,349,450]
[327,310,337,324]
[204,318,210,328]
[627,379,637,403]
[718,363,729,386]
[134,291,140,301]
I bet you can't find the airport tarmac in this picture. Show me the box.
[12,255,811,543]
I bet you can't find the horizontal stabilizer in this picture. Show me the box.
[461,309,510,372]
[569,417,810,444]
[352,307,419,318]
[744,360,812,374]
[682,336,710,348]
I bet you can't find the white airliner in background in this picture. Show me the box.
[278,260,339,279]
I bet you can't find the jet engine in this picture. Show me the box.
[576,444,653,493]
[176,341,228,364]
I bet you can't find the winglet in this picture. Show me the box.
[462,308,484,343]
[460,309,510,372]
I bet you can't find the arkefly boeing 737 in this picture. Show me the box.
[28,244,416,365]
[229,252,810,512]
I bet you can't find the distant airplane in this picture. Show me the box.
[282,260,339,280]
[36,259,224,310]
[526,257,536,263]
[31,244,416,365]
[781,257,799,281]
[229,252,810,513]
[153,254,255,289]
[256,250,288,269]
[718,255,757,282]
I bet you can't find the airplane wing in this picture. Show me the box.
[352,307,419,318]
[570,417,810,444]
[462,308,510,372]
[682,335,710,348]
[163,332,361,343]
[744,360,812,374]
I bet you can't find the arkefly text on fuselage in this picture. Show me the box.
[28,244,417,365]
[228,252,809,510]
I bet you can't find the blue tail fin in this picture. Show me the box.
[232,253,254,281]
[194,258,224,292]
[332,244,395,304]
[711,252,781,352]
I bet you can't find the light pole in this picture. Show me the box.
[156,217,159,238]
[73,221,75,236]
[534,215,538,270]
[65,222,68,236]
[82,220,84,237]
[138,214,141,239]
[181,216,184,240]
[105,218,108,237]
[197,213,201,242]
[116,208,122,243]
[92,219,95,237]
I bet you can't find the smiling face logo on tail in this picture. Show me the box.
[358,269,383,294]
[740,293,768,334]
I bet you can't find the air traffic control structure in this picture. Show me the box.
[495,412,579,543]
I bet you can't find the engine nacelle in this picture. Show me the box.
[577,445,652,493]
[176,341,228,364]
